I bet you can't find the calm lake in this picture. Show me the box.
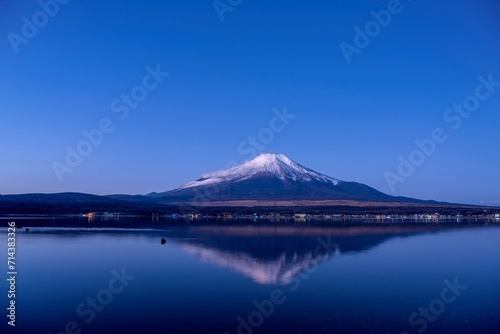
[1,217,499,334]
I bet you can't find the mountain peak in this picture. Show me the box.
[244,153,294,170]
[253,152,287,161]
[250,153,291,166]
[158,153,422,203]
[178,153,340,190]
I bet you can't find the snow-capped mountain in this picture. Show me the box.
[179,153,340,190]
[153,153,427,204]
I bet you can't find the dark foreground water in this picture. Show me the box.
[1,217,499,334]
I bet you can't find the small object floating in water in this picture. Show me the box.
[161,238,166,245]
[25,228,30,232]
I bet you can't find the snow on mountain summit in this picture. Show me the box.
[179,153,340,190]
[159,153,415,203]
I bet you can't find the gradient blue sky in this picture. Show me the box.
[1,0,499,205]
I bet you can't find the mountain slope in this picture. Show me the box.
[153,153,433,204]
[179,153,340,189]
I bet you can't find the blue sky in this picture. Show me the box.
[1,0,499,205]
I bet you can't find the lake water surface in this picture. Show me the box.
[1,217,499,334]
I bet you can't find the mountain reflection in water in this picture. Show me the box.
[166,225,450,285]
